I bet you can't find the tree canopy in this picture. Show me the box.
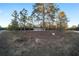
[8,3,69,31]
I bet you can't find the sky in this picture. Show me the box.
[0,3,79,27]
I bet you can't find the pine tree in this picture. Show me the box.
[32,3,59,30]
[8,10,19,30]
[19,8,28,30]
[57,11,68,31]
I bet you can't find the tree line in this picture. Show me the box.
[68,24,79,31]
[7,3,68,31]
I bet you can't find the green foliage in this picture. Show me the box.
[7,4,69,31]
[8,24,19,30]
[8,10,19,30]
[19,8,28,30]
[8,9,34,30]
[57,11,68,31]
[32,3,59,30]
[27,16,33,28]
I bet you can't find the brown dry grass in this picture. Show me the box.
[0,30,79,56]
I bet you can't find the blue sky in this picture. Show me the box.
[0,3,79,27]
[59,3,79,27]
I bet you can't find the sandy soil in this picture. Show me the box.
[0,30,79,56]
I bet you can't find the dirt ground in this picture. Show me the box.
[0,30,79,56]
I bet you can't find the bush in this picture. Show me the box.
[8,25,33,31]
[8,24,19,30]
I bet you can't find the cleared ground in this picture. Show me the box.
[0,30,79,56]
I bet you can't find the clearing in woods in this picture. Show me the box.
[0,30,79,56]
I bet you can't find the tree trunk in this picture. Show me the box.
[49,22,50,30]
[24,23,26,31]
[43,4,45,31]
